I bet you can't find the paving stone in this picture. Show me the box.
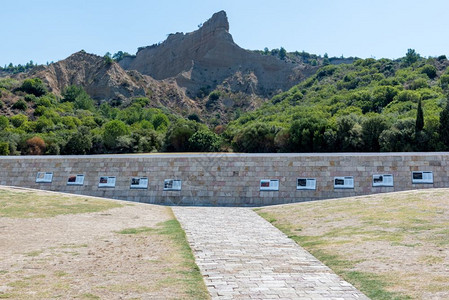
[173,207,368,299]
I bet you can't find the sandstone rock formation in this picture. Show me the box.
[27,51,146,101]
[120,11,313,98]
[6,10,317,122]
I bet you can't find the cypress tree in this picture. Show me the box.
[439,98,449,148]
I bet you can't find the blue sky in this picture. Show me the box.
[1,0,449,66]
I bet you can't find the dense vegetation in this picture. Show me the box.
[0,78,221,155]
[1,50,449,155]
[225,50,449,152]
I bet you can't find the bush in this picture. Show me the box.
[102,120,130,149]
[62,85,94,111]
[163,119,206,152]
[10,114,28,127]
[12,99,27,110]
[24,94,37,102]
[0,142,9,155]
[440,74,449,89]
[26,136,46,155]
[231,122,280,153]
[419,65,437,79]
[0,116,8,130]
[188,130,221,152]
[409,78,428,90]
[19,78,47,96]
[152,113,170,131]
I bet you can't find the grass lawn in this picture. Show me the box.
[0,187,209,299]
[256,189,449,300]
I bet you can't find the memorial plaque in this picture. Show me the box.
[36,172,53,183]
[260,179,279,191]
[67,174,85,186]
[412,171,433,184]
[297,178,316,190]
[130,177,148,189]
[372,174,394,187]
[334,176,354,189]
[164,179,182,191]
[98,176,116,188]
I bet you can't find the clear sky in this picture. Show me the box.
[1,0,449,67]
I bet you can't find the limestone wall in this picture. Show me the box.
[0,153,447,206]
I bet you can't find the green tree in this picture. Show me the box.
[404,48,420,66]
[188,130,221,152]
[103,120,130,149]
[0,142,9,155]
[152,113,170,131]
[287,117,327,152]
[439,98,449,149]
[336,116,363,151]
[19,78,47,96]
[12,99,27,111]
[64,127,92,154]
[231,122,279,153]
[163,119,205,152]
[279,47,287,60]
[62,85,94,111]
[0,116,9,130]
[361,115,388,151]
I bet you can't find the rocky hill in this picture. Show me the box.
[4,10,317,122]
[25,51,145,101]
[120,11,314,99]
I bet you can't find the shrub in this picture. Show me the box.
[26,136,46,155]
[102,120,130,149]
[231,122,280,153]
[24,94,37,102]
[419,65,437,79]
[10,114,28,127]
[19,78,47,96]
[152,113,170,131]
[409,78,428,90]
[188,130,221,152]
[440,74,449,89]
[12,99,27,110]
[0,142,9,155]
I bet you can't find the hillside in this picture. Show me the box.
[1,11,317,125]
[1,11,449,155]
[225,53,449,152]
[120,11,315,99]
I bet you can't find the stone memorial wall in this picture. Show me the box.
[0,153,447,206]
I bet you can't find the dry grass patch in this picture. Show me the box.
[0,186,208,299]
[256,189,449,300]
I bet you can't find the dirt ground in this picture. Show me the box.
[258,189,449,300]
[0,187,208,299]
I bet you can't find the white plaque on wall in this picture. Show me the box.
[36,172,53,183]
[372,174,393,187]
[334,176,354,189]
[130,177,148,189]
[297,178,316,190]
[98,176,116,188]
[260,179,279,191]
[67,174,85,186]
[164,179,182,191]
[412,171,433,184]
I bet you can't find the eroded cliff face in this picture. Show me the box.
[120,11,312,98]
[7,10,317,122]
[28,51,146,101]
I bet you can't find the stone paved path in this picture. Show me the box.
[173,207,368,300]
